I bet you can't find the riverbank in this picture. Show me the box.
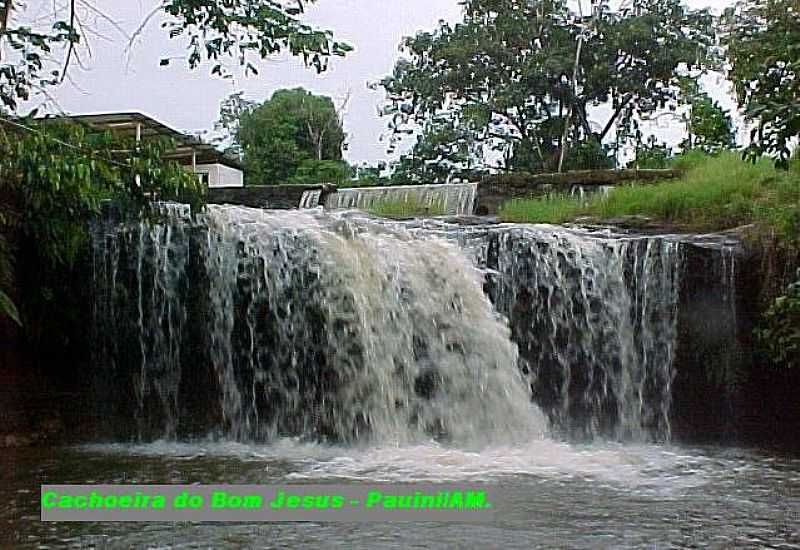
[498,153,800,242]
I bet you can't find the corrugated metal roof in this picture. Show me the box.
[40,112,243,171]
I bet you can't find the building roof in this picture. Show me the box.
[40,112,243,170]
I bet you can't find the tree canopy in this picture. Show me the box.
[678,79,736,155]
[0,0,351,111]
[233,88,348,184]
[390,118,485,185]
[380,0,714,174]
[726,0,800,167]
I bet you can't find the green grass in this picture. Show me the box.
[366,196,446,218]
[500,193,585,224]
[498,152,800,240]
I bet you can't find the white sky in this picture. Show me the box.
[16,0,738,165]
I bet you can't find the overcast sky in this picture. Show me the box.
[19,0,738,165]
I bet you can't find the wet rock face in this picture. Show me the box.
[669,241,800,451]
[414,369,442,400]
[670,242,746,442]
[478,225,799,449]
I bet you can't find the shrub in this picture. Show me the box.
[757,269,800,369]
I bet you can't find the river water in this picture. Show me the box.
[3,440,799,548]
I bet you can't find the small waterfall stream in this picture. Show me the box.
[299,189,322,209]
[324,183,478,215]
[482,226,682,440]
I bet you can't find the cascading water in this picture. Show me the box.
[324,183,478,216]
[299,190,322,209]
[569,184,614,202]
[92,205,544,446]
[386,221,684,441]
[92,202,699,446]
[482,226,683,441]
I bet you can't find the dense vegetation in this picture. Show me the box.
[201,1,797,187]
[726,0,800,167]
[758,269,800,370]
[0,119,203,358]
[380,0,714,175]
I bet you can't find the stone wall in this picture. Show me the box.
[475,169,680,215]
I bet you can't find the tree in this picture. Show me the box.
[0,118,203,330]
[630,136,674,169]
[289,159,351,185]
[380,0,713,174]
[237,88,347,184]
[726,0,800,167]
[0,1,351,111]
[678,78,736,155]
[214,92,257,157]
[390,118,486,185]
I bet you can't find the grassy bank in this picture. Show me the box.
[499,152,800,240]
[367,196,445,218]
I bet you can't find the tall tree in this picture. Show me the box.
[381,0,713,173]
[0,0,351,111]
[237,88,347,184]
[726,0,800,167]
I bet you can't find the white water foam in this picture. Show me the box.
[81,439,712,496]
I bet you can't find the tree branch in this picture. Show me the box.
[60,0,77,83]
[0,0,10,33]
[125,2,166,70]
[600,94,634,141]
[0,0,12,61]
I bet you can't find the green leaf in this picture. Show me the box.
[0,290,21,326]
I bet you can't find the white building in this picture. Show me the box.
[53,112,244,188]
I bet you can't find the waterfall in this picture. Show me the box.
[325,183,478,216]
[92,205,695,445]
[478,226,683,441]
[299,190,322,209]
[91,205,544,446]
[569,185,614,202]
[390,221,685,441]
